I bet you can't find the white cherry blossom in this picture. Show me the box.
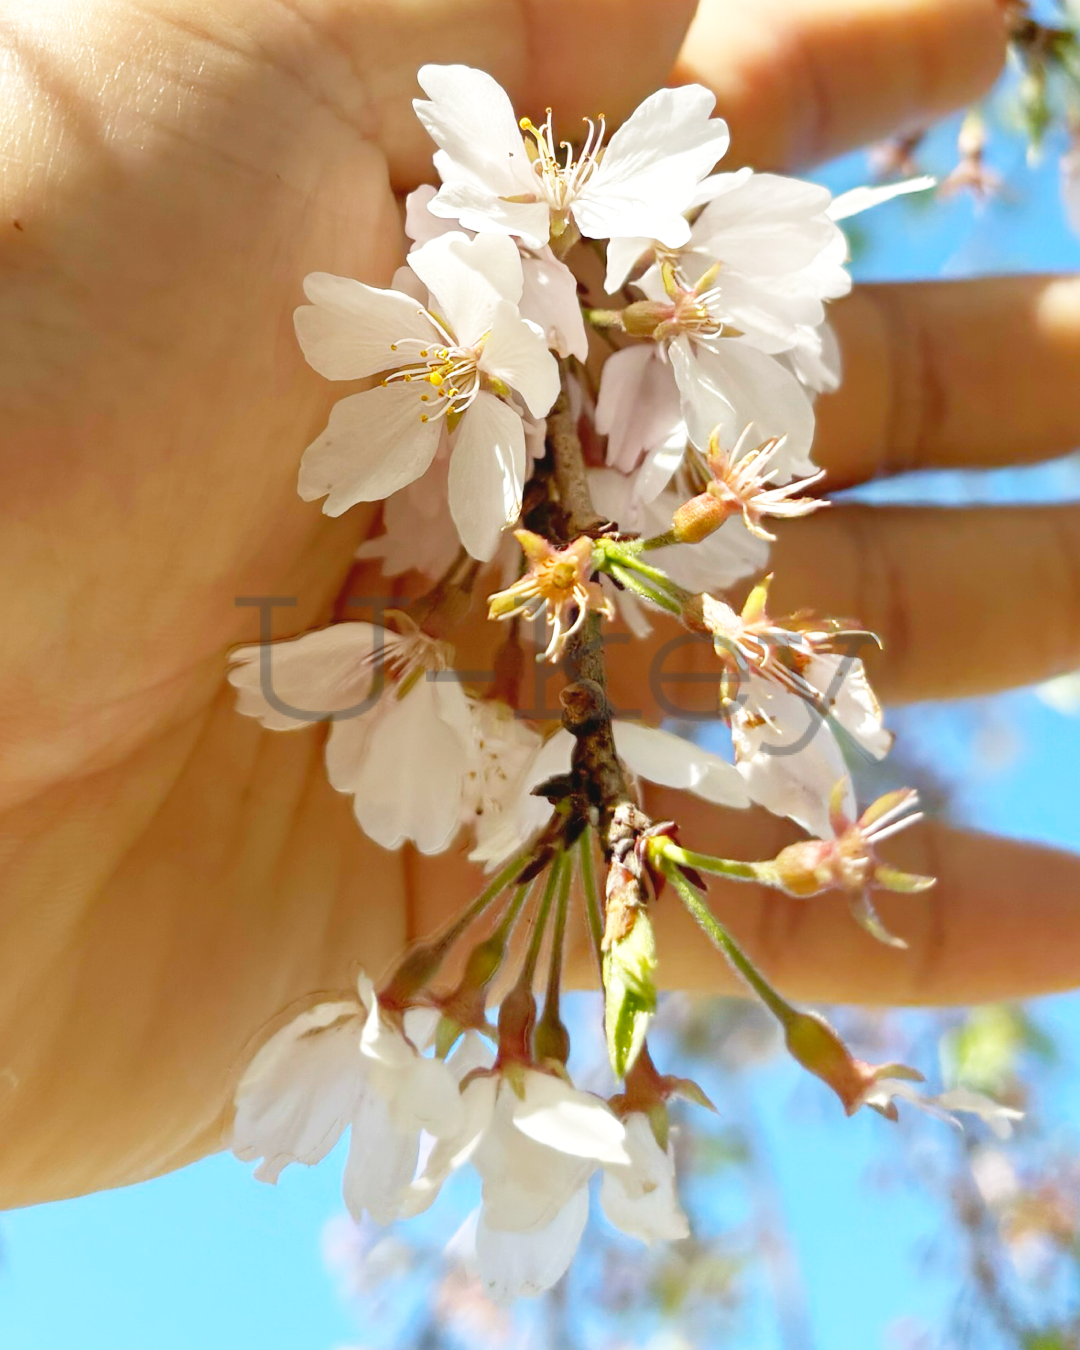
[231,975,464,1225]
[597,335,817,494]
[599,1112,689,1244]
[295,230,559,560]
[405,184,588,360]
[402,1067,628,1233]
[227,620,473,855]
[414,64,730,250]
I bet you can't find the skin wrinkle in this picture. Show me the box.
[763,4,833,169]
[877,285,927,476]
[831,507,914,691]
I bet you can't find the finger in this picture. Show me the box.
[674,0,1006,171]
[770,504,1080,701]
[817,277,1080,487]
[604,502,1080,713]
[267,0,1002,187]
[597,790,1080,1007]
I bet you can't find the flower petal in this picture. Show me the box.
[827,175,936,221]
[732,682,854,836]
[231,1001,364,1182]
[576,85,729,244]
[228,624,379,731]
[295,274,436,380]
[596,345,683,475]
[414,65,532,199]
[513,1071,630,1166]
[604,236,651,293]
[408,231,523,345]
[691,172,836,274]
[475,1187,589,1303]
[520,251,589,361]
[671,338,816,479]
[350,675,469,854]
[448,392,526,560]
[600,1113,689,1245]
[298,383,443,515]
[428,176,553,250]
[342,1088,420,1225]
[481,300,560,417]
[613,720,750,808]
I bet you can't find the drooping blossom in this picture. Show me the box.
[231,974,467,1224]
[403,1066,629,1300]
[599,1111,690,1244]
[227,618,473,854]
[699,583,891,836]
[470,717,750,868]
[295,230,559,559]
[765,785,935,947]
[405,184,589,360]
[414,64,730,250]
[488,530,614,662]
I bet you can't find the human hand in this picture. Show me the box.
[1,0,1075,1205]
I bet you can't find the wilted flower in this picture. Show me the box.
[765,784,935,947]
[670,424,825,543]
[698,580,891,835]
[488,530,613,661]
[783,1009,1022,1136]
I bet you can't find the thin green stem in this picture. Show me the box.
[442,849,535,946]
[520,854,564,989]
[543,854,573,1020]
[639,530,678,552]
[495,881,533,944]
[663,862,795,1025]
[582,307,625,329]
[579,831,604,969]
[661,842,765,884]
[608,562,683,616]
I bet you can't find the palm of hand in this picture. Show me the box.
[2,0,1076,1204]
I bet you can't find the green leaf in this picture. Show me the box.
[603,908,658,1080]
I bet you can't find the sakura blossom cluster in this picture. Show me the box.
[227,65,1016,1301]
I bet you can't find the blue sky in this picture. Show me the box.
[5,105,1080,1350]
